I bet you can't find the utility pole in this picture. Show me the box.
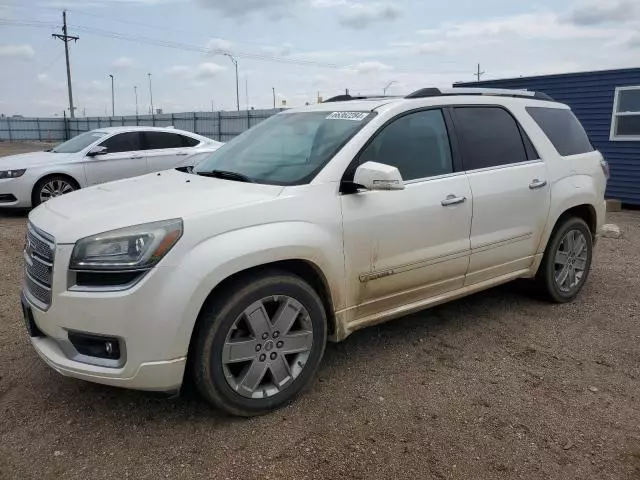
[224,53,239,111]
[134,86,138,116]
[211,99,214,112]
[245,76,249,110]
[147,73,154,115]
[108,74,114,116]
[475,63,485,83]
[52,11,79,118]
[272,87,276,109]
[345,88,349,95]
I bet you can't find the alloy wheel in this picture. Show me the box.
[554,229,589,293]
[222,295,314,399]
[39,179,75,203]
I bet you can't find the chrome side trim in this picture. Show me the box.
[472,232,533,253]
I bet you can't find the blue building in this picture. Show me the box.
[459,68,640,205]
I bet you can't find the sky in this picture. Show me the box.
[0,0,639,117]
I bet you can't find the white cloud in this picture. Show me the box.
[0,44,34,60]
[194,0,299,18]
[111,56,134,69]
[206,38,232,52]
[37,73,49,84]
[260,43,293,56]
[339,2,401,29]
[565,0,637,26]
[344,61,393,74]
[195,62,226,78]
[166,62,227,79]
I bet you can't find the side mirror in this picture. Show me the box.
[353,161,405,191]
[86,145,107,157]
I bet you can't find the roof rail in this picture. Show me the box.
[323,94,399,103]
[405,87,554,102]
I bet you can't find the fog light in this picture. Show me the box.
[67,331,121,360]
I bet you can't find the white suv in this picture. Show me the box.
[22,88,608,416]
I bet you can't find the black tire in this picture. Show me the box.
[32,175,79,207]
[192,270,327,416]
[536,216,593,303]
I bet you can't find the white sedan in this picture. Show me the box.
[0,126,222,208]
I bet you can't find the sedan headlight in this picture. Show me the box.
[0,169,26,179]
[70,219,183,271]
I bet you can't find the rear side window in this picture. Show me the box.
[452,107,528,170]
[144,132,187,149]
[526,107,594,156]
[181,135,200,147]
[99,132,142,154]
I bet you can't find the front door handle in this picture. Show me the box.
[176,152,189,156]
[441,194,466,206]
[129,156,143,160]
[529,179,547,189]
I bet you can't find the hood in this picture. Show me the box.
[0,151,73,169]
[29,169,284,243]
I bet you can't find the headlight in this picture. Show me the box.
[70,219,183,271]
[0,169,26,179]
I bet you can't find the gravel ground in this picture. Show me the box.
[1,143,639,479]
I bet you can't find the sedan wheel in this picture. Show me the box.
[37,178,76,204]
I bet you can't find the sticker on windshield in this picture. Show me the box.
[326,111,369,121]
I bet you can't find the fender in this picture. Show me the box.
[169,221,345,353]
[530,174,604,274]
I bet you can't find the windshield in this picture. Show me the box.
[52,131,107,153]
[194,111,375,185]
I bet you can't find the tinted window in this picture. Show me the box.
[527,107,594,156]
[359,109,453,181]
[144,132,184,149]
[453,107,527,170]
[99,132,142,154]
[181,135,199,147]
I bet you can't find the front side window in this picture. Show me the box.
[99,132,143,154]
[453,107,528,170]
[610,86,640,141]
[358,109,453,181]
[527,106,594,156]
[52,131,106,153]
[195,111,375,185]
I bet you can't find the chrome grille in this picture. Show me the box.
[24,224,55,309]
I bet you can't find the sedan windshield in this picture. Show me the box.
[52,131,107,153]
[194,111,375,185]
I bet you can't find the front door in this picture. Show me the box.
[84,131,149,186]
[450,106,551,285]
[341,108,473,323]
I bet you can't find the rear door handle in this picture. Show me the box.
[176,152,189,156]
[129,156,143,160]
[529,179,547,189]
[441,195,466,206]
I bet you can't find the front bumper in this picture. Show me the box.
[21,245,204,392]
[0,177,33,208]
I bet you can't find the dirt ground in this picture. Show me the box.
[0,142,639,479]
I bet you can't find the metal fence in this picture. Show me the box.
[0,109,285,143]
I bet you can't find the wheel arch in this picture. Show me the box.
[31,172,81,206]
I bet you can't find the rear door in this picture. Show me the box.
[450,106,550,285]
[142,131,200,172]
[84,131,148,185]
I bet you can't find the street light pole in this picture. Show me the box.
[134,86,138,116]
[383,80,397,95]
[272,87,276,109]
[108,74,114,116]
[224,53,239,111]
[147,72,154,115]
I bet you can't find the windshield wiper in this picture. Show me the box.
[196,170,255,183]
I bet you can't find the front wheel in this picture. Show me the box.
[32,175,78,207]
[192,271,327,416]
[536,217,593,303]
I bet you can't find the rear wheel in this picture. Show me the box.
[536,217,593,303]
[192,271,327,416]
[32,175,78,207]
